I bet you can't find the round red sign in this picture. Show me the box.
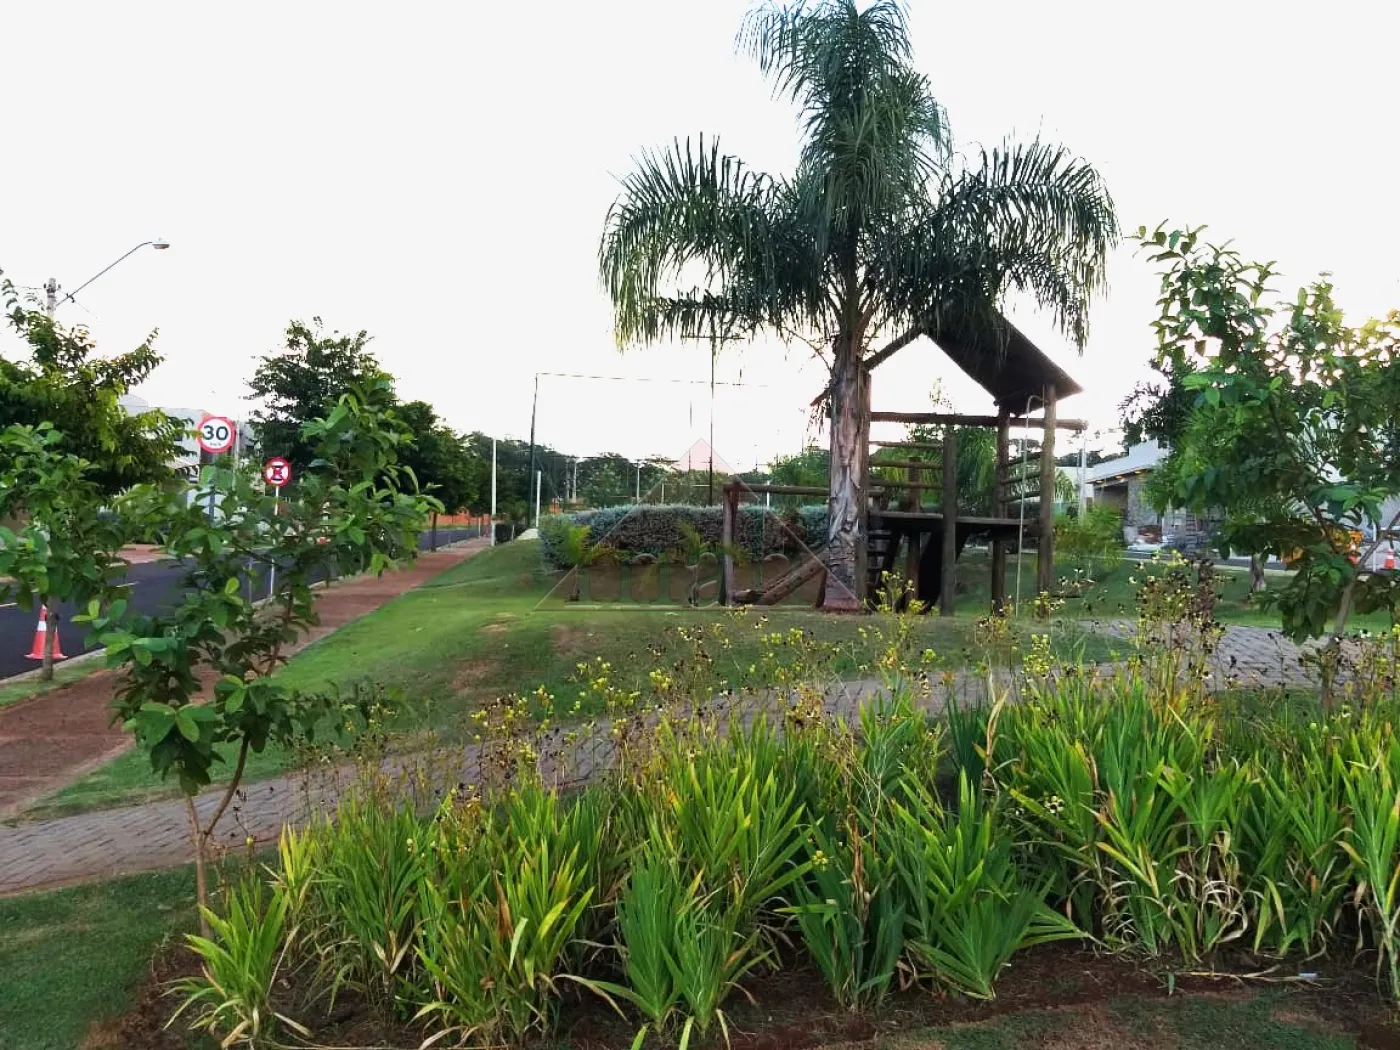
[196,416,236,454]
[263,457,292,488]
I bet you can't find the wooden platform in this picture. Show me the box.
[871,510,1037,539]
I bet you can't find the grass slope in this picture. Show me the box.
[27,540,1109,819]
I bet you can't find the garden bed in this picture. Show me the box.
[102,939,1397,1049]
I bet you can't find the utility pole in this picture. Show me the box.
[526,373,539,528]
[1078,432,1088,517]
[44,278,58,319]
[708,344,716,506]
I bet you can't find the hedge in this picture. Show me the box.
[539,504,828,568]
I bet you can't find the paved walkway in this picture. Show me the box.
[0,541,487,823]
[0,621,1339,897]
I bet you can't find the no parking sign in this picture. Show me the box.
[263,457,292,488]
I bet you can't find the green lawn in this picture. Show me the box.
[24,540,1109,820]
[875,990,1357,1050]
[0,867,200,1050]
[970,549,1397,632]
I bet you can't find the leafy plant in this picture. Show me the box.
[786,820,904,1010]
[0,424,131,680]
[588,850,763,1047]
[83,378,434,921]
[413,789,595,1044]
[1138,224,1400,702]
[892,771,1079,998]
[315,797,425,1006]
[173,877,307,1049]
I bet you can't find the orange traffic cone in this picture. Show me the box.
[25,611,66,661]
[1387,548,1397,571]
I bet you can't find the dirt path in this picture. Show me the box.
[0,541,486,820]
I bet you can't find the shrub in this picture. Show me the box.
[538,504,829,568]
[1055,503,1124,580]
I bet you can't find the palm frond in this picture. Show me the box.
[599,135,821,346]
[936,140,1118,344]
[741,1,949,243]
[869,139,1117,349]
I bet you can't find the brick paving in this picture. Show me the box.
[0,621,1342,897]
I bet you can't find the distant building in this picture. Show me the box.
[118,395,254,476]
[1087,441,1218,544]
[674,438,734,474]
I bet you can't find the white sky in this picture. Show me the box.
[3,1,1396,469]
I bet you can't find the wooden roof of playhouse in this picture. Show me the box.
[924,311,1081,411]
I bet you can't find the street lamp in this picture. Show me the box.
[44,239,170,318]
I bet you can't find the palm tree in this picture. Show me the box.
[600,0,1117,609]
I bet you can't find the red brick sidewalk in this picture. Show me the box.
[0,541,486,820]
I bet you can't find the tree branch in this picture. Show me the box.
[809,323,923,406]
[201,736,250,846]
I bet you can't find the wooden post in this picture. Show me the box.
[940,424,957,617]
[904,464,922,599]
[721,482,738,606]
[991,411,1009,614]
[1037,384,1057,595]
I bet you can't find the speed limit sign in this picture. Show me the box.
[196,416,236,454]
[263,457,292,488]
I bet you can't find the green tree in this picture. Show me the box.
[1,276,182,494]
[765,447,830,508]
[248,319,385,469]
[578,454,637,508]
[84,379,435,915]
[397,400,485,514]
[599,0,1116,608]
[0,425,130,679]
[1140,224,1400,700]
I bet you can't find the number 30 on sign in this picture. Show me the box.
[196,416,236,454]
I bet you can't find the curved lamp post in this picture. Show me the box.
[44,239,170,318]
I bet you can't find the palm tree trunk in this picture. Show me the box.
[821,342,869,611]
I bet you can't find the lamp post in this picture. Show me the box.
[44,239,170,318]
[32,239,169,681]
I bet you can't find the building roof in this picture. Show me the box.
[1087,440,1167,485]
[674,439,733,474]
[926,312,1082,410]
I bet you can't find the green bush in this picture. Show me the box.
[538,504,828,568]
[1055,503,1124,579]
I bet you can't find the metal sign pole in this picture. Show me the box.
[268,489,279,599]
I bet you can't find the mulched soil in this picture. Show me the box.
[95,941,1400,1050]
[0,544,484,819]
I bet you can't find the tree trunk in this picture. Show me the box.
[1249,554,1267,593]
[186,797,211,937]
[821,345,868,612]
[40,604,57,682]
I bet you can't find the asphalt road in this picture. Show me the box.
[0,528,482,681]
